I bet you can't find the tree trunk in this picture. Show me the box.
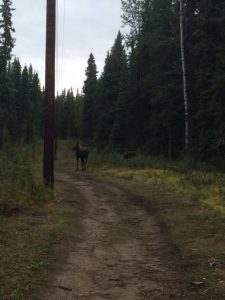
[180,0,189,150]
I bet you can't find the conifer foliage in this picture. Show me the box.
[0,1,42,147]
[1,0,225,164]
[77,0,225,162]
[56,89,83,140]
[0,0,15,146]
[82,53,97,142]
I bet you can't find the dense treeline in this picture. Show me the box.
[1,58,43,145]
[9,59,43,143]
[79,0,225,161]
[0,0,43,147]
[0,0,83,148]
[1,0,225,163]
[56,89,83,140]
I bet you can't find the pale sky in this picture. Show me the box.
[12,0,122,93]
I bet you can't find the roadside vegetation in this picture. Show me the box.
[89,149,225,298]
[90,149,225,214]
[2,141,225,299]
[0,144,84,300]
[0,144,49,216]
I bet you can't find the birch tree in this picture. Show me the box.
[121,0,145,45]
[180,0,189,150]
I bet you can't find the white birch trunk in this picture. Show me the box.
[180,0,189,150]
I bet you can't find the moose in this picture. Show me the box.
[123,151,137,159]
[72,142,89,171]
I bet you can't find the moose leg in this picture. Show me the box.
[81,158,85,171]
[76,157,79,171]
[84,158,88,171]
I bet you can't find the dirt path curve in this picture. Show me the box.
[39,172,187,299]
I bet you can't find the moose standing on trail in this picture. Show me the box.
[72,142,89,171]
[123,151,137,159]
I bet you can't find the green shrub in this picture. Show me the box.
[0,145,49,215]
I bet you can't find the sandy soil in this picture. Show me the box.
[36,172,189,300]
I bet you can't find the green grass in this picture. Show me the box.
[0,143,50,215]
[0,142,85,300]
[88,149,225,298]
[0,187,84,300]
[89,149,225,215]
[4,141,222,298]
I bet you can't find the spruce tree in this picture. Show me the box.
[7,57,21,140]
[73,0,225,162]
[30,71,42,140]
[74,90,84,138]
[66,88,76,138]
[110,46,129,151]
[121,0,184,155]
[0,0,15,146]
[20,66,29,143]
[82,53,97,142]
[95,32,127,147]
[191,0,225,157]
[0,0,15,69]
[57,89,67,139]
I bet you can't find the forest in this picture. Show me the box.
[0,0,225,165]
[57,0,225,165]
[0,2,43,147]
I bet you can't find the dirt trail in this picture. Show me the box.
[38,172,188,299]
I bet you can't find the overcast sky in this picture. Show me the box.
[12,0,122,93]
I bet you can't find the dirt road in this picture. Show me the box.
[37,172,189,299]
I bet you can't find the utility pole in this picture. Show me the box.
[43,0,56,187]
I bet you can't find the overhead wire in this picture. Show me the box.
[56,0,59,94]
[55,0,66,94]
[61,0,66,86]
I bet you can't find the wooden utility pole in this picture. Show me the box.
[43,0,56,187]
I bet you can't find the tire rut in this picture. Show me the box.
[38,172,187,300]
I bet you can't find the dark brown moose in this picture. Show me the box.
[123,151,137,159]
[72,142,89,171]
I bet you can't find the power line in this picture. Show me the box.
[61,0,66,85]
[55,0,66,92]
[56,0,58,93]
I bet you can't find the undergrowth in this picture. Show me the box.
[89,149,225,215]
[89,148,225,298]
[0,144,50,215]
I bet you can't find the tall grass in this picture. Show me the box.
[89,149,225,215]
[0,144,49,215]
